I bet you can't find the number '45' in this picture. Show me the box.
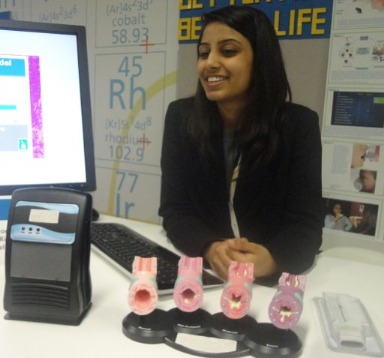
[118,56,142,78]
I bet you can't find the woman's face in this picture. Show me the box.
[197,22,254,112]
[360,170,376,193]
[333,204,342,215]
[371,0,384,11]
[351,144,369,168]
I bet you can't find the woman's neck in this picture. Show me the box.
[217,101,247,130]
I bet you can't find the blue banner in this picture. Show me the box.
[0,11,11,19]
[0,199,11,220]
[179,0,333,43]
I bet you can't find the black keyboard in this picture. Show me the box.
[90,222,223,293]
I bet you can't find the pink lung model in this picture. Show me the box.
[220,261,254,319]
[173,256,204,312]
[268,272,306,329]
[128,256,158,315]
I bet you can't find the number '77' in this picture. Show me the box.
[117,171,138,192]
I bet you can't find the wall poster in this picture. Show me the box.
[322,0,384,245]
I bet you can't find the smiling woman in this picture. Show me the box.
[196,22,254,129]
[159,6,323,284]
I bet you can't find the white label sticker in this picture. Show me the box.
[29,209,59,224]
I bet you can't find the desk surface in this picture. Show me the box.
[1,215,383,358]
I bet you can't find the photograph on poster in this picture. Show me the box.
[322,141,383,195]
[351,143,380,168]
[331,91,384,128]
[323,197,379,237]
[328,32,384,84]
[350,168,377,193]
[323,89,384,139]
[334,0,384,29]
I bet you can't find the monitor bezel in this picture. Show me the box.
[0,19,96,195]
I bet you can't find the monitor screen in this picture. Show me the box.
[0,20,96,196]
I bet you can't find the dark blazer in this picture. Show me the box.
[159,97,323,275]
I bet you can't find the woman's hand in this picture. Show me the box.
[226,238,278,279]
[203,241,234,281]
[203,238,278,280]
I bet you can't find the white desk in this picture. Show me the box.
[1,215,383,358]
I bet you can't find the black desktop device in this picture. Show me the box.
[3,187,93,325]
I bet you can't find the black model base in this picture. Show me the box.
[210,312,258,341]
[244,323,302,358]
[123,309,303,358]
[165,332,251,358]
[165,309,251,358]
[122,309,172,344]
[168,307,212,335]
[4,302,92,326]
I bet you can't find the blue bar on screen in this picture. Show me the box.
[0,58,26,76]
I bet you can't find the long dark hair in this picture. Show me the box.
[188,6,292,170]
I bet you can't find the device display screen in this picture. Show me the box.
[0,21,95,194]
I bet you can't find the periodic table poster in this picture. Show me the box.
[0,0,179,224]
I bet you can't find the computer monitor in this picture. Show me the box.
[0,20,96,196]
